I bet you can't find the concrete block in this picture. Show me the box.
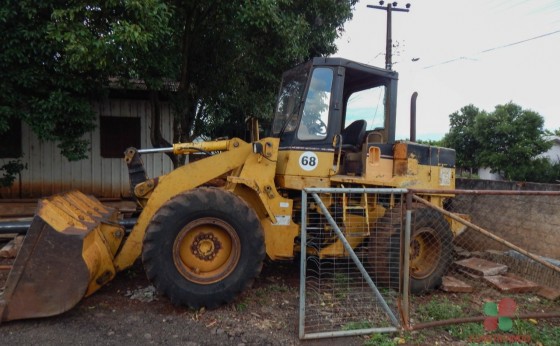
[483,275,540,293]
[458,269,481,280]
[537,286,560,301]
[441,276,474,293]
[453,246,471,259]
[454,257,508,277]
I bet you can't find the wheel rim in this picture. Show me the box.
[173,217,241,284]
[409,226,441,279]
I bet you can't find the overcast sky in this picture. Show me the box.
[334,0,560,140]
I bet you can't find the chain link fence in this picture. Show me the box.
[299,188,405,339]
[299,187,560,339]
[409,190,560,331]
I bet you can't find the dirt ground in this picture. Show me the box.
[0,199,558,345]
[0,201,357,345]
[2,253,560,345]
[0,258,369,346]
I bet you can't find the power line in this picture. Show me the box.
[423,29,560,69]
[481,29,560,53]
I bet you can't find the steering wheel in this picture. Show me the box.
[307,118,327,136]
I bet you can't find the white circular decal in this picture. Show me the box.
[299,152,319,171]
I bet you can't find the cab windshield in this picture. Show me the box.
[271,63,310,136]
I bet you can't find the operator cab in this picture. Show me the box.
[271,57,398,181]
[272,57,398,148]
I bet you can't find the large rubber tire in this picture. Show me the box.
[367,208,453,294]
[142,187,266,309]
[408,208,453,293]
[366,209,402,290]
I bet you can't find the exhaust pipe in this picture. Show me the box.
[410,92,418,142]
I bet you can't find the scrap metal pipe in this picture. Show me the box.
[410,312,560,331]
[411,189,560,196]
[0,218,138,235]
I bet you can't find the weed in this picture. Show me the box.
[235,302,248,312]
[342,320,372,330]
[513,319,560,346]
[363,332,397,346]
[267,284,288,293]
[403,331,426,345]
[447,322,484,340]
[414,296,484,341]
[416,296,463,321]
[334,272,350,286]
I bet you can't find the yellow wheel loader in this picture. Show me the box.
[0,57,458,322]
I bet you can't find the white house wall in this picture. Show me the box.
[0,98,174,199]
[538,136,560,163]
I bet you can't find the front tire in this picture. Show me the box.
[142,187,265,309]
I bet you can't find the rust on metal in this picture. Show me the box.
[411,188,560,196]
[409,312,560,331]
[0,191,125,324]
[0,217,91,322]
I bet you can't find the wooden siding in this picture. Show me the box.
[0,98,174,199]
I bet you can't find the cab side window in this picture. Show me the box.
[345,86,385,131]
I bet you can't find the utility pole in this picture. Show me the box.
[367,1,410,70]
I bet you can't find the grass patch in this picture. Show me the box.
[342,320,372,330]
[416,296,464,321]
[267,283,289,293]
[513,319,560,346]
[363,333,397,346]
[414,296,484,340]
[235,302,248,312]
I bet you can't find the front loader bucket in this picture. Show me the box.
[0,191,125,323]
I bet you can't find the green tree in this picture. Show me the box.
[474,103,552,181]
[145,0,357,166]
[1,0,356,164]
[417,138,445,146]
[0,0,170,160]
[441,105,483,174]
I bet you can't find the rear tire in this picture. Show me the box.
[142,187,265,309]
[408,208,453,293]
[367,208,453,294]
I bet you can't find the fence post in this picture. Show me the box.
[402,191,413,327]
[298,190,308,339]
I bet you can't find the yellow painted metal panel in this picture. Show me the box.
[114,138,254,271]
[276,150,334,177]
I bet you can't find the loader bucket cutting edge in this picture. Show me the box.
[0,191,125,323]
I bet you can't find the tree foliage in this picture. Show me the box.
[147,1,357,166]
[0,1,170,160]
[474,103,551,181]
[442,102,557,182]
[442,105,482,172]
[1,0,356,163]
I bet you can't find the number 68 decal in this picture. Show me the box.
[299,151,319,171]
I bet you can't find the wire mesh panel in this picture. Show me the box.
[409,191,560,333]
[299,188,406,339]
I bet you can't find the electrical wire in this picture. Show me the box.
[424,29,560,69]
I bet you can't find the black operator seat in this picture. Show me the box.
[341,120,367,152]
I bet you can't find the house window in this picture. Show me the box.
[0,117,22,158]
[100,116,141,158]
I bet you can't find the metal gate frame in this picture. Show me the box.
[298,187,410,339]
